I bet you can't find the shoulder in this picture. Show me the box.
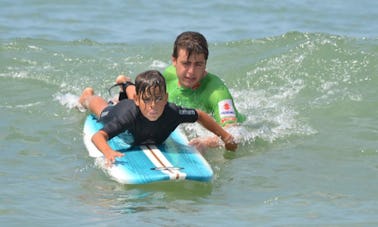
[166,102,197,116]
[113,99,138,114]
[116,99,135,108]
[163,65,177,81]
[202,72,229,89]
[200,72,232,100]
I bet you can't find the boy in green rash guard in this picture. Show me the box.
[163,31,245,149]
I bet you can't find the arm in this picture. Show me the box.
[206,73,240,127]
[112,75,136,102]
[92,130,124,166]
[194,109,237,151]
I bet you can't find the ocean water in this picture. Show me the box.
[1,0,378,226]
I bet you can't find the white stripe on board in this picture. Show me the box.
[141,145,187,180]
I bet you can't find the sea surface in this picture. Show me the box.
[1,0,378,226]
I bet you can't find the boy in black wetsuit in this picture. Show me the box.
[79,70,237,165]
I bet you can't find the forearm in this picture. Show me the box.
[197,110,233,141]
[196,109,237,151]
[92,130,114,157]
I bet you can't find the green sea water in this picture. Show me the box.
[1,0,378,226]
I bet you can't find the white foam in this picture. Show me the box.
[231,80,316,143]
[149,60,168,69]
[54,92,86,112]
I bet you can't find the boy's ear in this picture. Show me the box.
[133,94,140,106]
[171,56,177,66]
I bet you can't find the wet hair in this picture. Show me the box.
[172,31,209,61]
[135,70,166,98]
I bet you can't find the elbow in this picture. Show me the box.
[92,130,109,143]
[196,109,206,123]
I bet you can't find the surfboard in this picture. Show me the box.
[83,114,213,184]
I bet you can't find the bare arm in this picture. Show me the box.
[92,130,124,166]
[195,109,237,151]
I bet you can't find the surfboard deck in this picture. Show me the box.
[83,114,213,184]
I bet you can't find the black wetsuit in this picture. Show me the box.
[99,99,198,146]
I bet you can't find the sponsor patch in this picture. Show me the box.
[218,99,236,119]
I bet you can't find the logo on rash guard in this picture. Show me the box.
[179,109,196,116]
[219,99,235,118]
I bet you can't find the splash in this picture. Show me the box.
[54,92,86,112]
[231,81,317,145]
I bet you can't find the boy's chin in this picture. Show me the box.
[146,115,160,121]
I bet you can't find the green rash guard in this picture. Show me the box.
[163,65,245,127]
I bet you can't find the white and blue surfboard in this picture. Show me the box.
[83,114,213,184]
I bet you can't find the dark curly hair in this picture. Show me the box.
[135,70,166,98]
[172,31,209,61]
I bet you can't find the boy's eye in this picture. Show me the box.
[142,96,164,104]
[181,61,205,68]
[143,97,152,103]
[196,62,205,67]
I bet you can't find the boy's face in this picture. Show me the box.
[134,86,168,121]
[172,48,207,89]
